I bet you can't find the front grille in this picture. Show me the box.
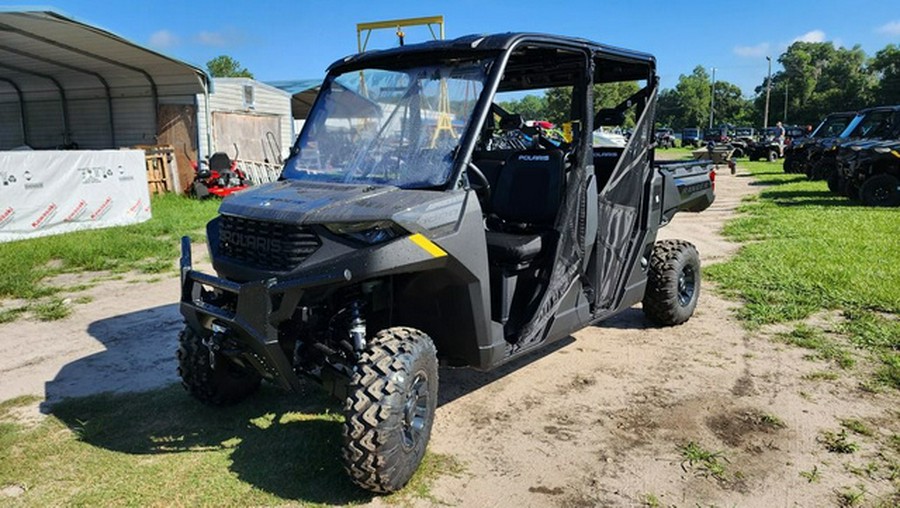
[219,215,321,272]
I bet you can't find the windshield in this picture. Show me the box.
[282,59,490,189]
[843,110,895,139]
[813,116,852,138]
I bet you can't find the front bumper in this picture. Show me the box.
[179,236,350,391]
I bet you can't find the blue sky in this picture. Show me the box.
[19,0,900,96]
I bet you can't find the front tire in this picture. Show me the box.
[859,174,900,207]
[176,326,261,406]
[343,327,438,493]
[767,150,778,162]
[643,240,701,326]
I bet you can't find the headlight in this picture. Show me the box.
[873,146,891,154]
[325,221,404,244]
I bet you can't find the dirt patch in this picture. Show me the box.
[1,485,25,498]
[706,407,786,447]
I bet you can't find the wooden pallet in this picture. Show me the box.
[134,145,178,194]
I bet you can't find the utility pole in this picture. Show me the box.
[709,67,716,129]
[784,82,788,123]
[764,56,772,129]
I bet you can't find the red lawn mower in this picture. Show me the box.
[189,145,251,199]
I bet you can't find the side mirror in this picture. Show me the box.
[595,108,625,127]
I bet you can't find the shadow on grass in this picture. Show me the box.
[49,383,372,505]
[760,189,858,207]
[747,175,808,186]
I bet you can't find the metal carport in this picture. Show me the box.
[0,9,211,151]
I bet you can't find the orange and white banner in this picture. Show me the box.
[0,150,151,243]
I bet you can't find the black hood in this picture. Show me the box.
[218,180,462,230]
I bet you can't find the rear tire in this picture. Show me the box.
[859,174,900,207]
[177,326,261,406]
[767,150,777,162]
[343,327,438,493]
[827,174,841,194]
[643,240,701,326]
[191,181,211,199]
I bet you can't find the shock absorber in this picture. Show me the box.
[348,300,367,354]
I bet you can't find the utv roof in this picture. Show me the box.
[328,32,656,78]
[858,105,900,114]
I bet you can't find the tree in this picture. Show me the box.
[666,66,714,128]
[871,44,900,105]
[752,42,875,126]
[498,94,547,121]
[206,55,253,78]
[656,88,681,128]
[542,81,641,127]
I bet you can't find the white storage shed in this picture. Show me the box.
[198,78,293,166]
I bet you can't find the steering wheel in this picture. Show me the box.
[466,162,492,207]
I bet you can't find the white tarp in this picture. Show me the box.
[0,150,151,243]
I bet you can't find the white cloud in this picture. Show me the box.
[734,42,770,58]
[876,20,900,36]
[149,30,179,48]
[792,30,826,43]
[195,31,226,47]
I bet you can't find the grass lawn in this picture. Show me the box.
[0,385,460,506]
[0,194,219,322]
[707,160,900,389]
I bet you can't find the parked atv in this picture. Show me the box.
[189,146,250,199]
[176,33,715,493]
[729,127,755,158]
[681,127,702,148]
[655,127,676,148]
[703,126,730,145]
[748,128,784,162]
[783,112,855,174]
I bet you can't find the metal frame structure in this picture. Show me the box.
[356,15,444,53]
[0,9,209,150]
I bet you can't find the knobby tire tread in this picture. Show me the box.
[342,327,438,493]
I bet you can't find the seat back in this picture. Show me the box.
[208,152,233,172]
[491,149,565,226]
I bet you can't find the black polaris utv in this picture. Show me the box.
[783,112,855,174]
[176,33,715,493]
[833,138,900,205]
[806,105,900,182]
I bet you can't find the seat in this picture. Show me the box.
[486,231,547,264]
[485,149,565,265]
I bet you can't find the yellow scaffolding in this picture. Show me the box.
[356,16,444,53]
[354,16,455,147]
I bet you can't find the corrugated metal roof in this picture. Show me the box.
[0,9,209,98]
[267,79,321,95]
